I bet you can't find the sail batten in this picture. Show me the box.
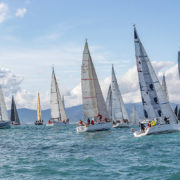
[134,26,177,124]
[81,41,109,120]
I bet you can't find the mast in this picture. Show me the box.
[111,65,129,121]
[162,74,169,101]
[178,51,180,79]
[134,25,177,124]
[37,92,42,121]
[81,40,109,120]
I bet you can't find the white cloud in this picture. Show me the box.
[16,8,27,18]
[0,2,8,23]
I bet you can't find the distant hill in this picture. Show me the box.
[8,103,179,124]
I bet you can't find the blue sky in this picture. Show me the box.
[1,0,180,108]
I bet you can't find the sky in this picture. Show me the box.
[0,0,180,109]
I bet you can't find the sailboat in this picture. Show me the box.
[34,92,43,125]
[11,96,20,125]
[129,105,139,124]
[0,86,10,128]
[178,51,180,79]
[46,68,69,126]
[76,40,112,132]
[162,74,169,101]
[133,25,180,137]
[106,65,130,128]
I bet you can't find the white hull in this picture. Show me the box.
[76,122,112,133]
[134,124,180,137]
[0,121,10,128]
[113,122,130,128]
[46,121,69,127]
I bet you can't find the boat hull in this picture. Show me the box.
[0,121,10,129]
[113,122,129,128]
[76,122,112,133]
[34,121,43,125]
[12,122,20,125]
[134,124,180,137]
[46,121,68,127]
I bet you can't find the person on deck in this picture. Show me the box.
[140,123,145,132]
[87,118,90,125]
[79,120,83,126]
[164,116,170,124]
[91,119,94,125]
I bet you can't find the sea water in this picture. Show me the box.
[0,124,180,180]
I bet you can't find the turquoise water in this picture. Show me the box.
[1,125,180,180]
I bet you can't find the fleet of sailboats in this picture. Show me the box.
[0,26,180,138]
[106,65,130,128]
[76,40,112,132]
[46,68,69,126]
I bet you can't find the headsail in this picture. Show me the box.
[50,68,67,122]
[162,74,169,101]
[37,92,42,121]
[81,40,109,120]
[129,105,139,124]
[106,85,112,120]
[10,96,20,124]
[111,65,129,121]
[134,26,177,124]
[0,86,9,121]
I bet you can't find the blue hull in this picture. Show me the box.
[0,121,10,129]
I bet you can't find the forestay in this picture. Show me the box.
[81,40,109,120]
[134,26,177,124]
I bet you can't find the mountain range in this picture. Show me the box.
[9,103,179,124]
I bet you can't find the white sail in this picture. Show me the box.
[50,68,67,122]
[106,85,112,120]
[178,51,180,79]
[0,86,9,121]
[130,105,139,124]
[111,65,129,121]
[134,26,177,124]
[162,74,169,101]
[81,40,109,120]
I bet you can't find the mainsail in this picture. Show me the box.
[81,40,109,120]
[129,105,139,124]
[162,74,169,101]
[134,26,177,124]
[178,51,180,79]
[50,68,67,122]
[0,86,9,121]
[111,65,129,121]
[37,92,42,121]
[10,96,20,124]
